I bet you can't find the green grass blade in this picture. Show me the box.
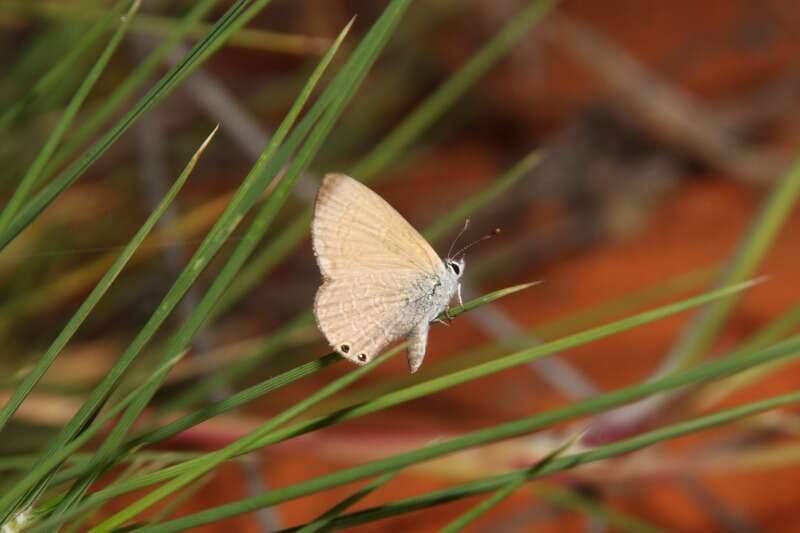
[38,15,357,520]
[42,0,222,178]
[423,150,541,243]
[36,284,538,528]
[44,281,764,519]
[0,0,274,251]
[440,428,584,533]
[667,157,800,371]
[0,0,140,233]
[0,1,127,130]
[0,349,191,531]
[128,338,800,532]
[298,390,798,532]
[351,0,559,180]
[535,483,664,533]
[296,471,399,533]
[127,283,537,449]
[0,126,218,436]
[87,345,405,532]
[440,477,526,533]
[213,0,561,318]
[696,302,800,408]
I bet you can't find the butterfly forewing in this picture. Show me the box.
[312,174,444,277]
[312,174,446,364]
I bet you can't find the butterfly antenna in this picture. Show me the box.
[452,228,501,259]
[446,218,471,259]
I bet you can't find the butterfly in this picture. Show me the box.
[312,173,472,373]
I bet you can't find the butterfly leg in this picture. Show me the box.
[406,322,430,373]
[457,283,463,307]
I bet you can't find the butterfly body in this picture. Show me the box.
[312,174,463,373]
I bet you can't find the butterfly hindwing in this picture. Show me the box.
[314,272,435,364]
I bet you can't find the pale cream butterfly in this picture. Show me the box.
[312,173,472,373]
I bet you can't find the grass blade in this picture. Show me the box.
[0,0,127,130]
[296,471,399,533]
[42,0,222,178]
[87,346,405,532]
[37,14,358,522]
[35,284,538,529]
[0,0,274,251]
[129,336,800,532]
[41,280,764,520]
[0,0,140,233]
[303,392,799,531]
[0,126,218,436]
[666,157,800,371]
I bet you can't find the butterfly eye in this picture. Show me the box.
[449,261,461,275]
[357,353,368,362]
[339,344,350,354]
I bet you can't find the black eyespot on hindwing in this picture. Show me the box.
[357,353,368,362]
[340,343,350,354]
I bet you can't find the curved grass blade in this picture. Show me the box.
[126,342,800,532]
[0,0,141,234]
[666,156,800,372]
[0,126,219,436]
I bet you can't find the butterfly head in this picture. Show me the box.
[445,257,465,279]
[445,220,500,279]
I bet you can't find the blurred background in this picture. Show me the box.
[2,0,800,531]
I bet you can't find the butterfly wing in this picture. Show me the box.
[312,173,444,278]
[312,173,445,365]
[314,272,433,365]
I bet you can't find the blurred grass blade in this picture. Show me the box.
[43,0,222,178]
[0,0,141,234]
[423,150,541,242]
[440,428,583,533]
[0,126,218,436]
[129,338,800,532]
[351,0,559,180]
[87,346,404,532]
[666,157,800,371]
[296,471,398,533]
[0,0,274,251]
[0,0,127,130]
[535,483,664,533]
[695,303,800,409]
[441,478,526,533]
